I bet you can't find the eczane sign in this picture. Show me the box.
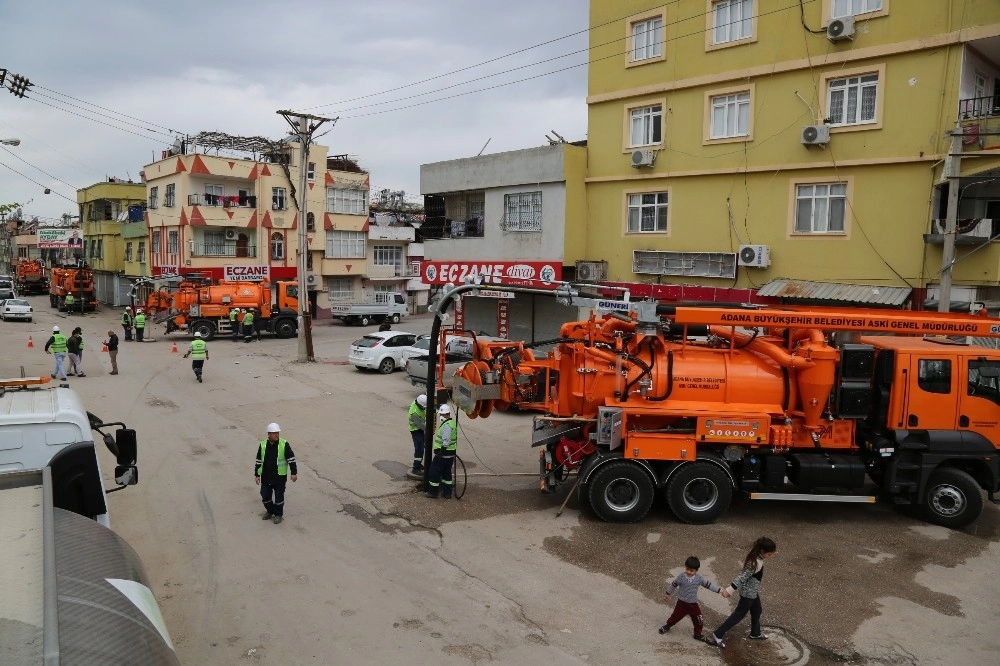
[421,261,561,288]
[224,265,271,282]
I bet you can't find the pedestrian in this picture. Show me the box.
[407,394,427,474]
[106,329,119,375]
[243,308,255,342]
[44,325,70,381]
[659,555,725,641]
[134,309,146,342]
[706,537,778,648]
[64,292,75,315]
[67,326,86,377]
[255,423,298,524]
[182,332,209,383]
[426,404,457,499]
[229,307,239,341]
[122,306,134,341]
[253,309,263,341]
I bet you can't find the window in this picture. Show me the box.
[828,73,879,126]
[306,212,315,232]
[968,360,1000,406]
[205,184,224,206]
[306,252,313,271]
[326,187,367,215]
[326,231,365,258]
[627,193,669,233]
[794,183,847,233]
[372,245,403,275]
[272,187,287,210]
[152,229,161,254]
[631,17,663,62]
[710,91,750,139]
[138,241,146,263]
[164,184,175,207]
[88,239,96,259]
[204,230,225,256]
[503,192,543,232]
[832,0,882,18]
[149,186,159,209]
[270,232,284,260]
[328,277,355,301]
[918,359,951,395]
[168,230,178,254]
[713,0,753,44]
[125,242,134,262]
[307,162,316,181]
[630,105,662,147]
[96,239,104,259]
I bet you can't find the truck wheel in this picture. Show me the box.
[391,314,400,324]
[361,315,372,326]
[275,319,296,338]
[586,461,655,523]
[50,295,58,308]
[378,357,395,374]
[191,320,216,340]
[665,462,732,524]
[920,468,983,528]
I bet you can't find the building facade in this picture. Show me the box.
[586,0,1000,308]
[78,181,147,306]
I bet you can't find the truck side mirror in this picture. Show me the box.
[114,428,137,466]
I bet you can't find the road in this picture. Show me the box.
[3,297,999,666]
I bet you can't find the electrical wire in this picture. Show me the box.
[0,145,78,190]
[0,161,77,204]
[24,96,167,143]
[0,120,107,181]
[28,89,178,140]
[34,85,184,135]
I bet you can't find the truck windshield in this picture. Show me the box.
[968,360,1000,406]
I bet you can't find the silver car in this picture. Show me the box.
[1,298,33,322]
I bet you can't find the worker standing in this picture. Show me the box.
[64,292,75,315]
[242,308,255,343]
[44,325,70,381]
[255,423,298,524]
[407,395,427,475]
[229,308,239,341]
[106,329,119,375]
[67,326,86,377]
[122,307,134,341]
[134,309,146,342]
[426,404,457,499]
[182,332,209,383]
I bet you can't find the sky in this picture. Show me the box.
[0,0,591,222]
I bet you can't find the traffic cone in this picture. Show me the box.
[102,340,109,352]
[27,336,34,349]
[171,342,178,354]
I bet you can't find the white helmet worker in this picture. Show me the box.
[267,422,281,433]
[438,404,453,417]
[52,325,60,332]
[416,394,427,408]
[194,332,203,338]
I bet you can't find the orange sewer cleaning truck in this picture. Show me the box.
[449,301,1000,528]
[49,266,98,311]
[15,259,49,295]
[143,278,299,340]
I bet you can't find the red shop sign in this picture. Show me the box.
[422,260,561,287]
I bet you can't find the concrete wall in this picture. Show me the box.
[422,145,567,194]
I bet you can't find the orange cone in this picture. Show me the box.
[102,340,109,352]
[27,336,34,349]
[171,342,178,354]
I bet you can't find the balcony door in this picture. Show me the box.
[236,233,249,258]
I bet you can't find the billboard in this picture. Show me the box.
[37,228,85,249]
[421,261,561,288]
[223,265,271,282]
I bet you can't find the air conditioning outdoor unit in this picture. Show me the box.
[631,149,655,168]
[801,125,831,146]
[738,244,771,268]
[576,260,608,282]
[224,228,238,241]
[306,273,325,290]
[827,16,855,42]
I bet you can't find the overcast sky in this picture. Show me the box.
[0,0,589,222]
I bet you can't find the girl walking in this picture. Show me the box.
[707,536,777,648]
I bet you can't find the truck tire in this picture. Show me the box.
[50,295,58,308]
[378,357,395,374]
[391,314,400,324]
[191,320,216,340]
[586,461,655,523]
[361,315,372,326]
[665,462,732,525]
[275,319,296,338]
[920,468,983,528]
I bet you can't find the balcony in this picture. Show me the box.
[923,219,998,245]
[367,225,415,242]
[958,96,1000,151]
[419,216,485,240]
[190,243,257,258]
[367,263,408,280]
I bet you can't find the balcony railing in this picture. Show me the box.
[187,193,259,207]
[189,243,257,257]
[958,96,1000,150]
[959,96,1000,120]
[419,216,485,240]
[924,219,998,245]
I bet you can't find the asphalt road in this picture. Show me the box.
[3,298,999,666]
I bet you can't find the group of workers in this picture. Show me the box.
[228,307,262,342]
[407,394,458,499]
[120,307,146,341]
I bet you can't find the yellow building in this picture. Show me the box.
[78,180,147,305]
[586,0,1000,308]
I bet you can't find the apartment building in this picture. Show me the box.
[586,0,1000,308]
[78,181,148,305]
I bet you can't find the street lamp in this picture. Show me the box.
[0,138,21,146]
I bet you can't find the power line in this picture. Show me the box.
[0,145,78,190]
[25,96,167,143]
[35,85,184,135]
[0,160,77,204]
[29,89,177,139]
[0,120,106,181]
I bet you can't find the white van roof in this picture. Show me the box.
[0,386,90,437]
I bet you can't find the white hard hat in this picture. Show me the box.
[52,325,60,332]
[416,394,427,408]
[194,332,203,338]
[267,422,281,433]
[438,404,452,416]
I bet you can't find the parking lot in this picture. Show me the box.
[3,297,999,665]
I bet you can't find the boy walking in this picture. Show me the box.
[659,556,726,641]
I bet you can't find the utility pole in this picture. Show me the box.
[276,110,337,362]
[938,124,964,313]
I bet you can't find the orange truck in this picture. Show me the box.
[143,279,299,340]
[15,259,48,295]
[452,302,1000,528]
[49,266,98,311]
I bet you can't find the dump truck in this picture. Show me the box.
[49,266,98,311]
[450,300,1000,528]
[0,377,178,664]
[143,278,299,340]
[15,258,48,295]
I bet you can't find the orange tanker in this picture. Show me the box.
[49,266,98,311]
[15,259,48,295]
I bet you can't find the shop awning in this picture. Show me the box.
[757,279,911,306]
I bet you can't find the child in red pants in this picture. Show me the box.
[659,556,728,641]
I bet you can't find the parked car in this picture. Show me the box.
[399,334,477,366]
[350,330,417,374]
[1,298,33,322]
[0,284,17,304]
[405,334,506,388]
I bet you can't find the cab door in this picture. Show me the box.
[904,357,959,430]
[957,357,1000,444]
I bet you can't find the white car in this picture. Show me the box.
[1,298,33,322]
[350,331,417,374]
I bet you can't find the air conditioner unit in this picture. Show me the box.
[576,260,608,282]
[631,149,655,168]
[306,273,325,289]
[801,125,831,146]
[827,16,855,42]
[738,244,771,268]
[224,228,238,241]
